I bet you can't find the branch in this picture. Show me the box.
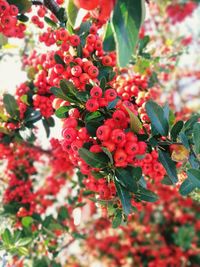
[32,0,43,5]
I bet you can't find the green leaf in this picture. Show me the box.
[179,178,195,196]
[187,169,200,188]
[66,0,79,28]
[115,167,139,193]
[58,207,69,221]
[114,178,132,215]
[17,246,29,256]
[111,0,145,67]
[42,117,55,138]
[124,105,142,134]
[54,54,66,67]
[137,186,158,202]
[184,115,200,132]
[24,109,41,125]
[158,150,178,184]
[55,106,71,118]
[22,216,33,228]
[193,123,200,155]
[145,101,169,136]
[112,209,122,228]
[85,111,104,123]
[179,132,190,149]
[0,33,8,48]
[3,94,20,120]
[78,148,109,168]
[50,87,68,100]
[16,237,32,247]
[161,175,174,185]
[103,22,116,52]
[17,13,29,22]
[102,147,114,165]
[171,120,184,141]
[7,0,31,13]
[139,35,150,54]
[1,229,12,244]
[44,16,57,28]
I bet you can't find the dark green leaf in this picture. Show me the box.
[114,178,132,215]
[161,175,174,185]
[115,167,139,193]
[55,106,71,118]
[145,101,169,136]
[58,207,69,221]
[137,186,158,202]
[111,0,145,67]
[85,111,104,122]
[112,209,122,228]
[102,147,114,165]
[54,54,66,67]
[103,22,116,51]
[17,14,29,22]
[179,178,195,196]
[179,132,190,149]
[107,97,120,109]
[44,16,57,28]
[78,148,109,168]
[187,169,200,188]
[3,94,19,119]
[193,123,200,155]
[184,115,200,132]
[139,35,150,54]
[171,120,184,141]
[7,0,31,13]
[158,150,178,184]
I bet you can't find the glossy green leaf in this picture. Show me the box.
[179,178,195,196]
[7,0,31,13]
[193,123,200,155]
[137,186,158,202]
[55,106,71,118]
[145,101,169,136]
[112,209,122,228]
[44,16,57,28]
[78,148,109,168]
[115,167,138,193]
[158,150,178,184]
[114,178,132,215]
[3,94,20,120]
[16,237,32,247]
[111,0,145,67]
[179,132,190,149]
[66,0,79,28]
[1,229,12,244]
[54,54,66,67]
[171,120,184,141]
[103,22,116,52]
[187,169,200,188]
[22,216,33,228]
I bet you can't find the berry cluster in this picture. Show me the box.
[166,2,197,23]
[0,0,26,38]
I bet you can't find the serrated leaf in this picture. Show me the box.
[171,120,184,141]
[193,123,200,155]
[111,0,145,67]
[114,178,132,215]
[145,101,169,136]
[158,150,178,184]
[3,94,19,120]
[78,148,109,168]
